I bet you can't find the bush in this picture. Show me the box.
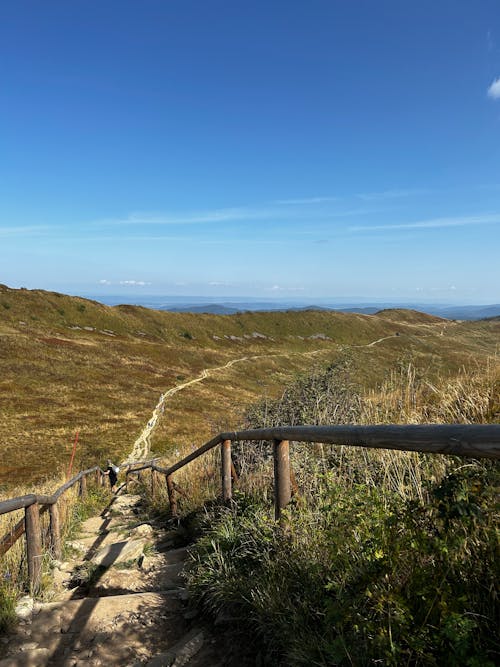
[187,465,499,665]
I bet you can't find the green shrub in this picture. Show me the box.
[187,466,499,666]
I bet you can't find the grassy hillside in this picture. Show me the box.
[0,284,498,493]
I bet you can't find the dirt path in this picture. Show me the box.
[123,356,260,463]
[4,493,227,666]
[124,334,410,464]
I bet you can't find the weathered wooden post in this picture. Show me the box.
[221,439,232,503]
[49,502,62,560]
[273,439,291,521]
[166,474,178,517]
[25,503,42,595]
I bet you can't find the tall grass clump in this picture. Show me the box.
[186,358,500,666]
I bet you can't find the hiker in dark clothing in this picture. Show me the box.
[104,459,119,492]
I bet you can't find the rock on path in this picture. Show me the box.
[1,493,225,666]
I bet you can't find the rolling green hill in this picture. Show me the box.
[0,284,498,493]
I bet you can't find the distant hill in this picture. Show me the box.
[425,304,500,320]
[169,304,241,315]
[374,308,447,324]
[87,294,500,321]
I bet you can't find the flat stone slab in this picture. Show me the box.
[80,516,109,535]
[146,629,204,667]
[14,595,34,620]
[110,495,142,513]
[91,539,146,567]
[130,523,154,539]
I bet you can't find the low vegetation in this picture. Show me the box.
[186,361,500,666]
[1,285,498,662]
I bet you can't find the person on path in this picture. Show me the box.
[103,459,119,493]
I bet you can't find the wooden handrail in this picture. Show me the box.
[125,424,500,484]
[220,424,500,459]
[125,423,500,520]
[2,424,499,593]
[0,456,163,587]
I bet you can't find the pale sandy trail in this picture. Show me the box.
[124,355,268,463]
[124,332,413,463]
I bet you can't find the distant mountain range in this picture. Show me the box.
[86,295,500,321]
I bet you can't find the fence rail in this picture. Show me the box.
[125,423,500,524]
[0,466,110,594]
[2,424,499,595]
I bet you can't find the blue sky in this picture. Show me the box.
[1,1,499,303]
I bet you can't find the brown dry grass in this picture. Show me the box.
[1,285,497,497]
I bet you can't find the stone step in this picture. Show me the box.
[3,591,188,667]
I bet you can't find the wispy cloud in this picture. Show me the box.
[274,196,338,205]
[487,77,500,99]
[0,225,54,238]
[100,207,281,226]
[98,279,152,286]
[266,284,305,292]
[349,213,500,232]
[356,188,430,201]
[487,30,495,53]
[119,280,152,286]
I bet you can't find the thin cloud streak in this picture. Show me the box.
[356,188,431,201]
[99,207,284,226]
[0,225,55,238]
[274,196,338,205]
[349,213,500,232]
[95,200,383,229]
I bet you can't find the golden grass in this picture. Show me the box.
[1,285,498,501]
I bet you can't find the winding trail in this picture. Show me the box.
[124,354,293,463]
[124,330,430,463]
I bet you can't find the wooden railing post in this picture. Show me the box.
[79,475,87,499]
[221,439,232,503]
[273,439,291,521]
[49,502,62,560]
[166,474,178,517]
[151,470,157,499]
[25,503,42,595]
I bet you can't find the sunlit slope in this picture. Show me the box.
[0,285,497,491]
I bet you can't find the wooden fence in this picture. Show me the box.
[0,461,153,594]
[126,423,500,520]
[1,424,499,594]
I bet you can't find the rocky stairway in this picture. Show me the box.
[2,493,224,667]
